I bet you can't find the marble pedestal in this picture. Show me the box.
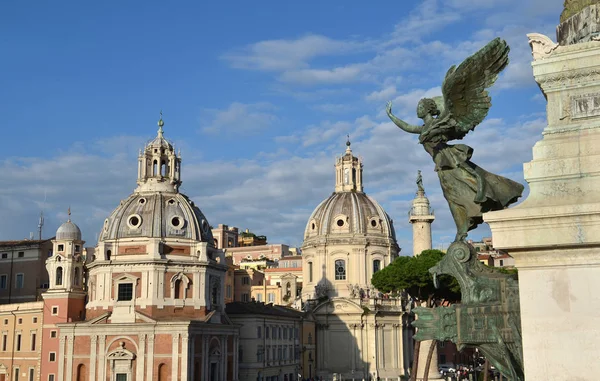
[484,37,600,381]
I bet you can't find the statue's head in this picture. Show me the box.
[417,98,440,119]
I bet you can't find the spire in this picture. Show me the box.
[67,206,71,222]
[157,110,164,137]
[335,136,363,193]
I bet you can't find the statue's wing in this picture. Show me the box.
[441,38,510,139]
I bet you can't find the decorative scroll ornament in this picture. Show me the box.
[527,33,559,61]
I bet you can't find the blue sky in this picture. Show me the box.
[0,0,563,254]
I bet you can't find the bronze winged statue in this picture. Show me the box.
[386,37,524,242]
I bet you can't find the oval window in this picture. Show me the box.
[337,219,344,227]
[171,216,182,228]
[371,219,377,227]
[139,198,146,204]
[127,214,142,229]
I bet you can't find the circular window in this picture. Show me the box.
[168,199,176,205]
[127,214,142,229]
[371,219,377,227]
[139,198,146,204]
[170,216,184,229]
[337,219,344,227]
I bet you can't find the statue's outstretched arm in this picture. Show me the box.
[386,101,422,134]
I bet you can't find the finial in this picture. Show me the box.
[157,110,164,136]
[67,206,71,222]
[346,134,351,147]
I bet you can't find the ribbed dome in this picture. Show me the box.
[304,192,396,241]
[56,221,82,241]
[99,192,214,244]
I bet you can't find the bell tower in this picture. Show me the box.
[334,137,363,193]
[136,113,182,193]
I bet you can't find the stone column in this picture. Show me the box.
[146,335,154,380]
[90,335,97,381]
[485,15,600,380]
[58,336,65,381]
[171,333,179,380]
[415,340,442,380]
[137,334,146,380]
[181,333,189,380]
[98,335,106,381]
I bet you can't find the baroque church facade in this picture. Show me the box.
[301,140,409,380]
[45,118,238,381]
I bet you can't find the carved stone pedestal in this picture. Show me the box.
[485,19,600,380]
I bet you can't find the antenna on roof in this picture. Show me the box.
[38,189,47,241]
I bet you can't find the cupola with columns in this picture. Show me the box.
[46,208,86,294]
[335,137,363,193]
[136,112,182,193]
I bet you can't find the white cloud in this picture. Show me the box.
[201,102,278,135]
[221,34,368,71]
[279,64,368,85]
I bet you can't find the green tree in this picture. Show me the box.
[372,249,460,302]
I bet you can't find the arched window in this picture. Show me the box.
[106,250,111,260]
[174,279,182,299]
[286,282,291,297]
[56,267,63,286]
[161,160,166,177]
[153,160,158,176]
[76,364,87,381]
[334,259,346,280]
[373,259,381,274]
[74,267,80,286]
[158,363,168,381]
[308,262,313,283]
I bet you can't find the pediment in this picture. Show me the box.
[313,297,364,315]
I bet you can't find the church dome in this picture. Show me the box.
[303,140,397,244]
[56,220,82,241]
[99,192,214,243]
[304,192,396,241]
[98,116,214,245]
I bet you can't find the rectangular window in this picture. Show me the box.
[226,285,231,298]
[14,368,19,381]
[3,319,6,325]
[17,318,22,325]
[16,334,21,351]
[242,276,250,285]
[257,326,262,338]
[283,328,288,340]
[268,293,275,303]
[51,307,58,316]
[308,262,313,283]
[49,352,56,362]
[256,293,263,302]
[1,253,7,259]
[257,345,263,362]
[117,283,133,301]
[0,275,8,289]
[50,330,57,338]
[48,375,55,381]
[32,317,37,324]
[31,333,36,351]
[57,245,64,252]
[265,327,270,339]
[373,259,381,274]
[499,259,504,267]
[74,245,80,252]
[2,334,7,351]
[116,375,127,381]
[18,252,24,258]
[241,293,249,302]
[15,274,24,289]
[28,368,34,381]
